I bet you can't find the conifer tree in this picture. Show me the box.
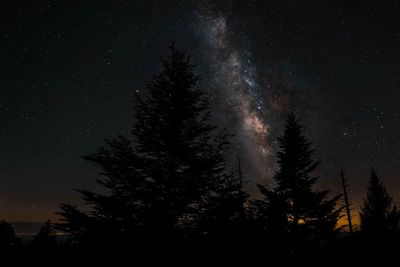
[0,220,20,255]
[57,45,243,257]
[360,169,399,235]
[30,220,58,252]
[255,113,341,256]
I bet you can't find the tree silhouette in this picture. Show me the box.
[340,170,354,234]
[254,113,341,258]
[0,220,20,255]
[360,168,399,236]
[30,220,58,253]
[196,171,248,259]
[57,45,243,260]
[56,204,92,245]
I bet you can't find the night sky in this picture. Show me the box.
[1,0,400,224]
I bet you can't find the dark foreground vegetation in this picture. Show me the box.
[1,46,399,264]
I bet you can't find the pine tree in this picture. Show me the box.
[56,204,92,245]
[57,45,242,258]
[360,169,399,235]
[197,170,248,258]
[30,220,58,252]
[255,113,341,256]
[0,220,20,255]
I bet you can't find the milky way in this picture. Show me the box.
[196,11,273,184]
[2,0,400,224]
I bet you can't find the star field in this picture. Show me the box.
[0,0,400,223]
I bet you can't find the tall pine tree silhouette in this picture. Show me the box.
[57,45,242,259]
[360,169,399,235]
[255,113,341,257]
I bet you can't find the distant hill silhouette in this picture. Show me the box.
[12,222,42,236]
